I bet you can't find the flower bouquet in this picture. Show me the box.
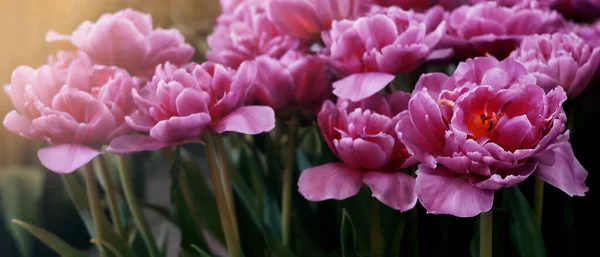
[3,0,597,256]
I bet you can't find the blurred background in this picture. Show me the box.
[0,1,219,256]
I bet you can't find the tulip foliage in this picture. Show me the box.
[3,0,599,257]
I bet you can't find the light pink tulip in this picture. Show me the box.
[46,8,194,77]
[3,52,137,173]
[298,91,418,211]
[107,62,275,154]
[207,0,301,69]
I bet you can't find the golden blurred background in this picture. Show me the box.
[0,0,221,166]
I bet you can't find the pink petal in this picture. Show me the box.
[149,113,212,143]
[106,134,168,154]
[298,163,363,201]
[363,171,417,212]
[533,143,588,197]
[38,144,102,174]
[213,106,275,135]
[45,30,71,42]
[415,164,494,217]
[268,0,323,40]
[3,111,36,139]
[333,72,395,102]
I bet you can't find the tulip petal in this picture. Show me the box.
[214,106,275,135]
[415,164,494,217]
[533,143,588,197]
[363,171,417,211]
[333,73,395,102]
[38,144,102,174]
[298,163,363,201]
[107,134,168,154]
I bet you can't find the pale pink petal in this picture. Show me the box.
[38,144,102,174]
[415,164,494,217]
[107,134,168,154]
[213,106,275,135]
[363,171,417,211]
[3,111,36,139]
[298,163,363,201]
[333,73,395,102]
[149,113,212,143]
[533,143,588,197]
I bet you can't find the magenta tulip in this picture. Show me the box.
[324,6,448,102]
[298,91,418,211]
[396,57,588,217]
[510,33,600,98]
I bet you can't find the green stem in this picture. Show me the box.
[116,155,159,257]
[390,214,407,257]
[82,162,107,257]
[480,210,493,257]
[410,208,419,257]
[204,133,240,257]
[533,178,544,227]
[95,156,124,237]
[370,199,382,257]
[214,136,240,240]
[282,116,299,247]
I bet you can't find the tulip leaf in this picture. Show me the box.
[169,147,210,251]
[91,238,124,257]
[190,244,213,257]
[0,166,45,257]
[503,186,546,257]
[62,173,135,257]
[11,219,87,257]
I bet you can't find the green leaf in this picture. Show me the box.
[190,244,213,257]
[127,229,150,257]
[0,166,46,257]
[233,184,270,257]
[91,238,124,257]
[340,209,364,257]
[503,186,546,257]
[180,148,225,243]
[62,173,135,257]
[169,147,210,251]
[12,219,87,257]
[143,202,175,223]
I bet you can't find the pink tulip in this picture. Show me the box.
[396,56,588,217]
[443,1,565,60]
[298,91,418,211]
[207,0,301,69]
[3,52,137,173]
[107,62,275,154]
[46,8,194,77]
[267,0,364,41]
[324,6,448,102]
[510,33,600,98]
[245,51,334,119]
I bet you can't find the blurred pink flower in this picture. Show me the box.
[396,57,588,217]
[3,52,137,173]
[46,9,194,77]
[510,33,600,98]
[443,1,565,60]
[246,51,333,119]
[324,6,448,102]
[267,0,364,41]
[298,91,418,211]
[573,20,600,47]
[371,0,488,10]
[207,1,301,69]
[107,62,275,154]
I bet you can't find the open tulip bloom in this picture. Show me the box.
[2,1,596,257]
